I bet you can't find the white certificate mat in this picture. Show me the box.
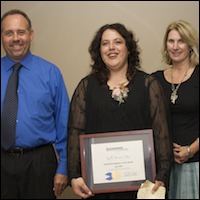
[79,129,156,194]
[91,140,145,184]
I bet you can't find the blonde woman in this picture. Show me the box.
[153,20,199,199]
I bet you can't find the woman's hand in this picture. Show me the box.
[71,177,94,199]
[151,180,165,194]
[173,142,189,164]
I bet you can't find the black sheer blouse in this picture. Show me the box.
[67,70,173,188]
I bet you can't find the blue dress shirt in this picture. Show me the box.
[1,52,70,175]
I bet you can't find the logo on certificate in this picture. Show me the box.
[105,171,121,180]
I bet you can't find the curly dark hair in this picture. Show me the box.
[88,23,141,85]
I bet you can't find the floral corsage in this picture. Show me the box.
[111,83,129,105]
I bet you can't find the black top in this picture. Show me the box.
[152,65,199,163]
[67,70,173,197]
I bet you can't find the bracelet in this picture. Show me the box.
[186,145,191,158]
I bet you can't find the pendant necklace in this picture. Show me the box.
[170,66,189,104]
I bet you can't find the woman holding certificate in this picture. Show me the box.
[67,23,173,199]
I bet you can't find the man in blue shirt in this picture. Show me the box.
[1,9,69,199]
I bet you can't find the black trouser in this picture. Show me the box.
[1,144,57,199]
[88,191,137,199]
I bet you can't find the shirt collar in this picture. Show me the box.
[4,52,33,71]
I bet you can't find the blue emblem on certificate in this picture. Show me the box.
[105,171,121,180]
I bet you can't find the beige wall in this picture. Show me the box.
[1,1,199,99]
[1,1,199,199]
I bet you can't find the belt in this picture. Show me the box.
[2,144,51,155]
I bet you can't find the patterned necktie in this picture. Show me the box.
[1,63,22,150]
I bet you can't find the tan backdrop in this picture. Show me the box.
[1,1,199,199]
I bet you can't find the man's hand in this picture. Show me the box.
[53,174,68,197]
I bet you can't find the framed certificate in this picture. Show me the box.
[79,129,156,194]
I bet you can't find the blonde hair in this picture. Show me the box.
[162,20,199,66]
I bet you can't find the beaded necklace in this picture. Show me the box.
[170,66,190,104]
